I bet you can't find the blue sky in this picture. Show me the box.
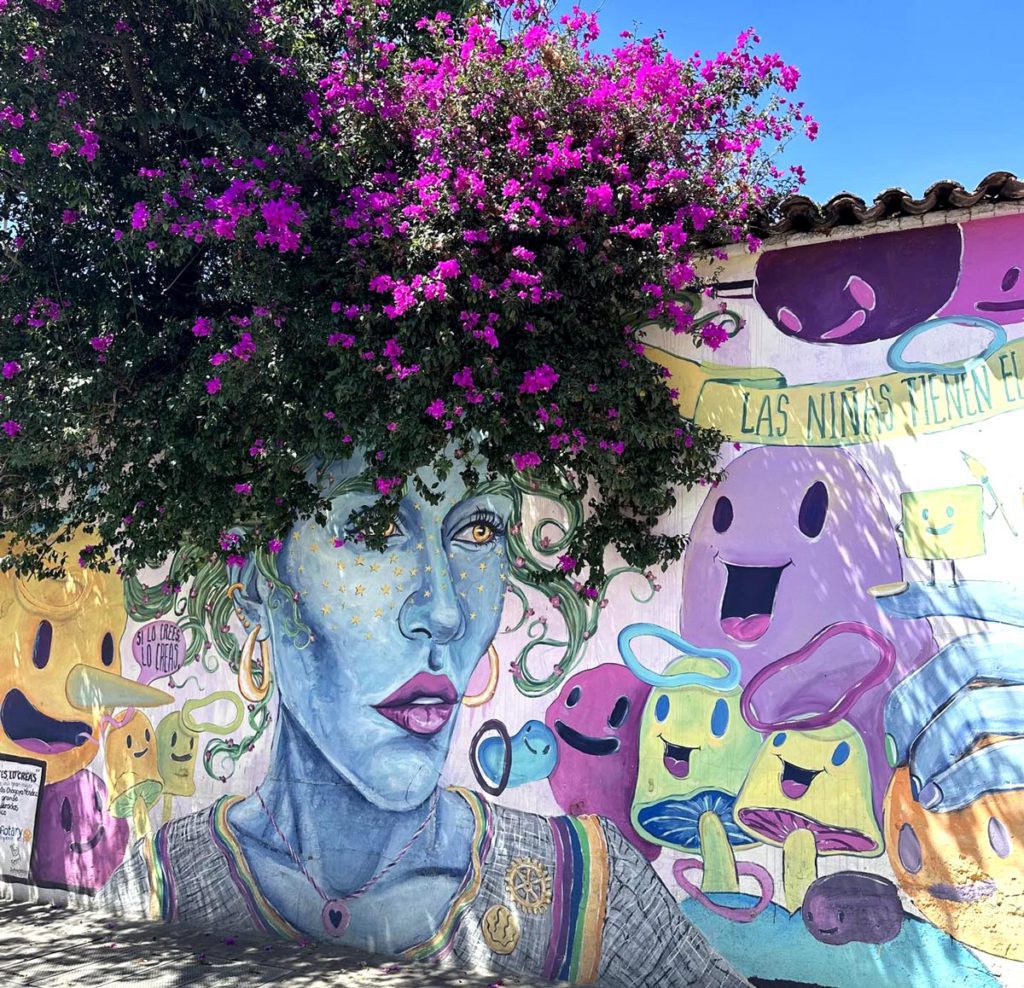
[579,0,1023,204]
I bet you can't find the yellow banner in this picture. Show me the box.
[647,341,1024,446]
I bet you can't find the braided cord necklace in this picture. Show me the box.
[255,785,440,937]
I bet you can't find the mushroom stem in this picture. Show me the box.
[782,828,817,913]
[162,793,173,824]
[132,796,152,838]
[698,811,739,893]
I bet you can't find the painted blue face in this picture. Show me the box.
[268,461,511,811]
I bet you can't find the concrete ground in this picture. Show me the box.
[0,901,555,988]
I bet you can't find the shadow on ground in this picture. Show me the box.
[0,901,540,988]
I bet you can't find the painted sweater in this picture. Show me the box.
[98,788,747,988]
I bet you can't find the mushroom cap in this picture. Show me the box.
[632,656,762,851]
[735,720,882,856]
[109,779,162,818]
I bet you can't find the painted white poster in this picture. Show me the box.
[0,756,44,881]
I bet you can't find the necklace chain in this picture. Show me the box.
[255,786,440,905]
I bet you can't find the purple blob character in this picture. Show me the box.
[939,214,1024,325]
[802,872,903,945]
[754,226,961,344]
[30,769,129,891]
[545,665,659,860]
[680,446,935,820]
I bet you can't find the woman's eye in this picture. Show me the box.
[453,521,499,546]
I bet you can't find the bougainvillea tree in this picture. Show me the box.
[0,0,814,583]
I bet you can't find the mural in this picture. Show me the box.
[6,209,1024,988]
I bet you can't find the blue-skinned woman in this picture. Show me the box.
[99,458,744,988]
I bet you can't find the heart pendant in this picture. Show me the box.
[322,899,350,937]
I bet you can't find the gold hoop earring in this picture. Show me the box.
[238,624,272,702]
[462,644,500,707]
[225,582,252,629]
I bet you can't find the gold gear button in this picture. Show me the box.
[481,904,520,955]
[505,857,552,914]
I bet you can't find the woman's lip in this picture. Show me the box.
[374,672,458,736]
[374,702,455,736]
[376,672,457,707]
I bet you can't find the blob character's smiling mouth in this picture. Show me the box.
[132,748,150,759]
[523,737,549,756]
[817,926,839,935]
[925,523,954,536]
[170,752,193,763]
[374,672,457,737]
[976,299,1024,313]
[0,689,92,755]
[719,560,791,643]
[69,826,105,855]
[554,721,620,756]
[778,757,822,800]
[660,736,697,779]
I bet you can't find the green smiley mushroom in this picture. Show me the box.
[631,657,762,893]
[104,710,163,837]
[734,721,882,912]
[157,710,200,822]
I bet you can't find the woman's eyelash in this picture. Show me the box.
[465,508,505,534]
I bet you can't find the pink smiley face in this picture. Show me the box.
[939,215,1024,325]
[545,664,659,859]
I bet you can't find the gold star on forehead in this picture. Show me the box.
[374,608,383,619]
[381,584,391,595]
[354,555,365,566]
[424,590,432,598]
[395,584,404,594]
[364,631,373,640]
[309,543,319,553]
[322,579,330,589]
[477,584,484,593]
[350,615,361,625]
[393,566,404,576]
[337,562,346,573]
[416,542,425,551]
[337,584,347,594]
[321,604,331,616]
[369,563,381,573]
[298,565,305,574]
[414,502,422,510]
[479,561,487,571]
[469,612,476,620]
[459,570,468,580]
[292,531,301,541]
[354,585,365,596]
[389,553,399,564]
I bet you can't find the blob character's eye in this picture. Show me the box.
[93,789,102,813]
[566,685,581,708]
[946,506,954,518]
[712,496,733,534]
[101,632,115,667]
[655,695,670,722]
[711,698,729,738]
[838,910,845,924]
[798,481,829,538]
[898,822,923,874]
[145,729,151,743]
[189,735,195,749]
[1002,266,1020,292]
[60,797,73,833]
[922,508,930,520]
[773,732,787,747]
[171,731,178,748]
[608,696,630,729]
[33,620,52,670]
[831,741,851,766]
[989,817,1012,858]
[126,734,133,750]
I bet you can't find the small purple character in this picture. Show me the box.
[31,769,129,891]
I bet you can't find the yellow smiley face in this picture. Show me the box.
[104,711,162,817]
[0,531,171,783]
[900,485,985,560]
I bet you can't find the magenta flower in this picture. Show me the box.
[583,183,614,213]
[234,482,252,495]
[425,399,445,419]
[519,364,559,394]
[192,317,213,338]
[61,209,79,225]
[375,476,402,495]
[1,420,21,437]
[2,361,20,379]
[130,201,150,230]
[206,377,222,394]
[434,258,460,279]
[512,451,541,471]
[8,148,25,165]
[267,538,283,554]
